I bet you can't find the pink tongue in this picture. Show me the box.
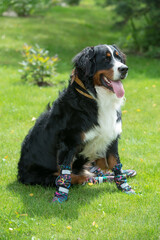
[110,80,125,98]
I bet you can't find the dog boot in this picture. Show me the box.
[121,169,137,178]
[114,174,135,194]
[112,163,135,194]
[90,166,105,177]
[89,166,114,183]
[103,169,136,178]
[90,165,136,179]
[86,175,114,185]
[52,165,71,203]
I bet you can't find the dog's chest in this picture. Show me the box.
[80,87,123,161]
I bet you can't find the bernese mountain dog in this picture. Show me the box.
[18,44,135,203]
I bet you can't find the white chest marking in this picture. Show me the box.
[81,87,124,161]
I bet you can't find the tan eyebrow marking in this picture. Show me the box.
[115,51,119,56]
[106,52,111,57]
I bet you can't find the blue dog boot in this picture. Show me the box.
[89,166,105,177]
[112,163,135,194]
[121,169,137,178]
[112,163,123,175]
[114,174,135,194]
[90,164,136,180]
[52,165,71,203]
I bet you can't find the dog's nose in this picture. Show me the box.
[118,66,128,74]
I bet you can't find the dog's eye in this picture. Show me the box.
[106,52,111,57]
[114,51,122,62]
[106,52,111,62]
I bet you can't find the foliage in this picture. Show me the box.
[54,0,81,6]
[0,0,52,17]
[0,0,8,14]
[97,0,160,57]
[19,44,58,86]
[66,0,81,5]
[94,0,106,7]
[11,0,37,16]
[0,0,81,15]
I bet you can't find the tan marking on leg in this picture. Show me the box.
[71,174,87,185]
[53,170,60,177]
[54,171,86,185]
[95,158,108,170]
[107,154,117,170]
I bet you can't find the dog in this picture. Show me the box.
[18,44,134,203]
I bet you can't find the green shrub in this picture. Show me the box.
[65,0,81,6]
[1,0,52,17]
[19,44,58,86]
[0,0,10,15]
[100,0,160,57]
[4,0,39,16]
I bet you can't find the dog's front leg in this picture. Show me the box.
[107,139,135,194]
[52,144,77,203]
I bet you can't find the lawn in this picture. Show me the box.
[0,5,160,240]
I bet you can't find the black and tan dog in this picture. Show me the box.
[18,44,135,203]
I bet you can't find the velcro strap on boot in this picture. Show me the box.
[98,177,103,184]
[58,187,69,194]
[61,170,71,175]
[90,166,98,173]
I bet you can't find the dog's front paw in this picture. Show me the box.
[52,191,68,203]
[114,174,135,194]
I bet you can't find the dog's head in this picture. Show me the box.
[73,44,128,98]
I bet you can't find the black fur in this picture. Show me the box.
[18,44,126,187]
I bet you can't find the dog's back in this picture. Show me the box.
[18,103,58,185]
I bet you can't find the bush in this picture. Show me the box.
[0,0,52,17]
[100,0,160,57]
[67,0,81,5]
[0,0,10,15]
[19,44,58,86]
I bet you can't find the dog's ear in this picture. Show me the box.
[72,47,95,77]
[112,44,126,64]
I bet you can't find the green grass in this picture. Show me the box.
[0,5,160,240]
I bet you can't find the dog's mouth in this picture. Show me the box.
[100,75,125,98]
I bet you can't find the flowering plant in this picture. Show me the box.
[19,44,58,86]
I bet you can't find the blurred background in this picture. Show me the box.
[1,0,160,55]
[0,0,159,85]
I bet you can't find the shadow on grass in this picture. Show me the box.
[7,180,117,220]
